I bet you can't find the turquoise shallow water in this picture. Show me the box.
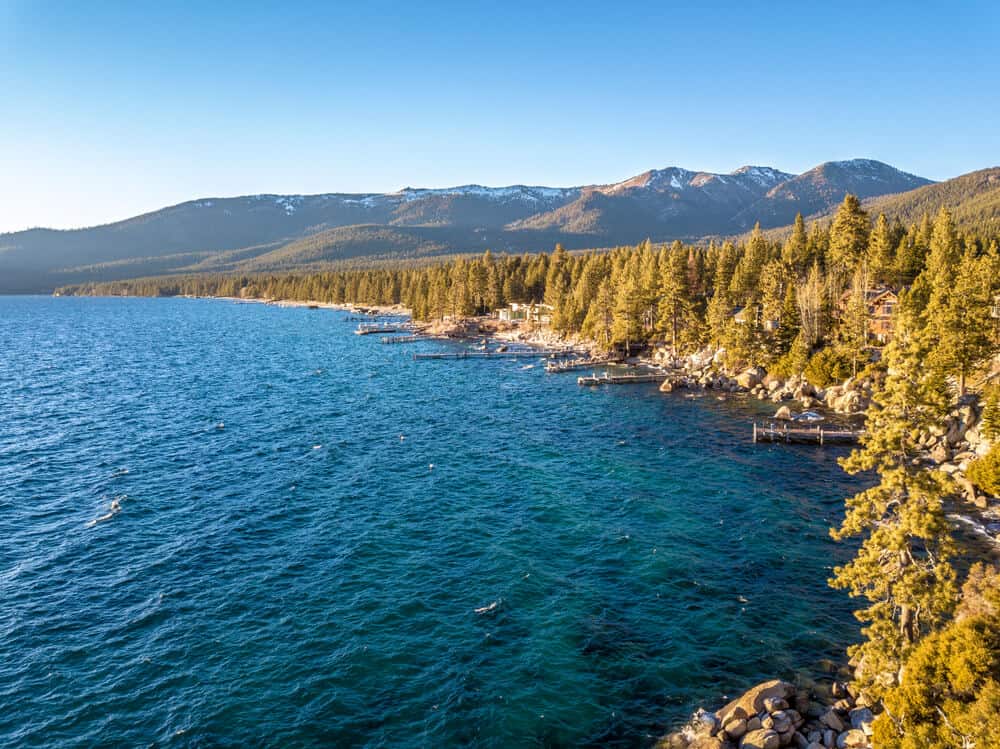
[0,297,869,748]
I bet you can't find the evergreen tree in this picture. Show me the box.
[829,194,871,276]
[838,265,872,378]
[867,213,896,284]
[782,213,810,272]
[925,249,997,395]
[831,323,958,701]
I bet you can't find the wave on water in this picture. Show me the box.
[475,599,503,615]
[86,495,125,528]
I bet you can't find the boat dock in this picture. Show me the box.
[577,373,668,386]
[380,335,429,344]
[355,323,408,335]
[546,359,622,373]
[752,422,862,445]
[414,349,579,361]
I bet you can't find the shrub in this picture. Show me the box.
[967,443,1000,497]
[981,384,1000,441]
[803,347,852,387]
[873,564,1000,749]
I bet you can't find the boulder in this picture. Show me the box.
[819,710,845,732]
[717,681,796,727]
[763,710,792,734]
[930,442,951,464]
[763,696,788,712]
[848,707,874,736]
[741,728,781,749]
[775,406,793,420]
[835,729,868,748]
[689,736,727,749]
[945,416,970,446]
[660,380,674,393]
[737,367,766,390]
[723,717,749,740]
[767,379,783,393]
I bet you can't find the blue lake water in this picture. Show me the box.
[0,296,869,747]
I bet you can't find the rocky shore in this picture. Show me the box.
[659,679,876,749]
[651,348,871,418]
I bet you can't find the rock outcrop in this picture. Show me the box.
[658,679,875,749]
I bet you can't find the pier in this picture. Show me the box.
[380,335,430,344]
[546,358,623,373]
[355,323,408,335]
[577,373,668,386]
[752,422,862,445]
[414,349,579,361]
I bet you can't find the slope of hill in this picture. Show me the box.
[0,159,937,292]
[748,166,1000,244]
[862,167,1000,232]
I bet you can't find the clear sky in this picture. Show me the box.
[1,1,998,233]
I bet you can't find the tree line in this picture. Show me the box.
[62,197,999,388]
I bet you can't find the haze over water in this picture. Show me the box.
[0,297,869,747]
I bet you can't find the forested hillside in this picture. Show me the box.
[63,196,998,388]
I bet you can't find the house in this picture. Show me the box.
[868,288,899,343]
[837,285,900,344]
[496,302,553,325]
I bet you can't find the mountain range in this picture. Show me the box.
[0,159,949,292]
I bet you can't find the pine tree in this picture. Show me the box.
[925,250,997,395]
[657,244,692,351]
[838,265,872,378]
[611,259,643,351]
[782,213,810,272]
[829,193,870,277]
[867,213,896,284]
[831,322,958,701]
[924,208,962,296]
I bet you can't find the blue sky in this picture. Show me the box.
[1,1,998,232]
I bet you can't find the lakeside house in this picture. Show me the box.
[867,287,898,343]
[496,302,553,324]
[836,285,900,344]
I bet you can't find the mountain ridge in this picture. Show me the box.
[0,159,934,292]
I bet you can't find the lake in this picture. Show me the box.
[0,296,868,747]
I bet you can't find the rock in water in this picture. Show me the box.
[716,680,796,727]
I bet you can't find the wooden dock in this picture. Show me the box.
[380,335,428,344]
[355,323,408,335]
[577,373,668,386]
[752,422,862,445]
[546,359,623,373]
[414,349,578,361]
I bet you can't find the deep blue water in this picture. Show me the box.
[0,296,870,748]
